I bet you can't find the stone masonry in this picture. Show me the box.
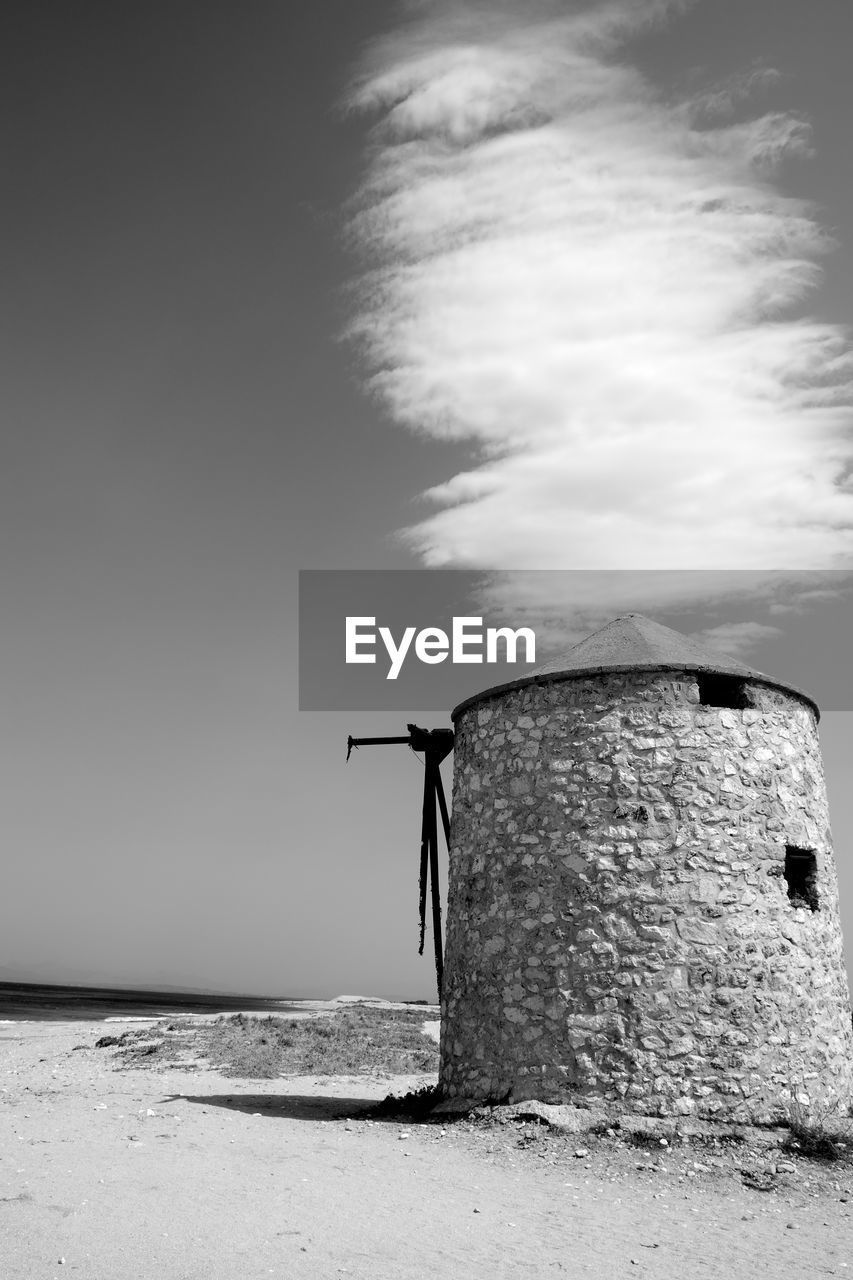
[440,618,853,1124]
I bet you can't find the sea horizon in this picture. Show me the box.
[0,979,322,1023]
[0,980,435,1022]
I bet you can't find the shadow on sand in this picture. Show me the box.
[159,1092,396,1122]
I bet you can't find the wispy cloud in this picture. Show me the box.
[688,620,782,660]
[467,568,844,657]
[345,0,853,599]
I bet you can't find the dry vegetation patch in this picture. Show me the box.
[94,1005,439,1078]
[781,1091,853,1163]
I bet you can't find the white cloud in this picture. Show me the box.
[345,0,853,620]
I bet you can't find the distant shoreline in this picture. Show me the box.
[0,980,311,1022]
[0,981,437,1023]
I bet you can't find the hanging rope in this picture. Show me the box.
[346,725,453,1000]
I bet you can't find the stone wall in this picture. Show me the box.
[440,671,853,1122]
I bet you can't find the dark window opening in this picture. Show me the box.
[784,846,819,912]
[697,673,751,710]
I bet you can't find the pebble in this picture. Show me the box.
[574,1148,590,1158]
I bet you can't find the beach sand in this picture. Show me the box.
[1,1014,850,1279]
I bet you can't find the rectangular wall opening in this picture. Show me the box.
[697,673,751,709]
[784,846,819,911]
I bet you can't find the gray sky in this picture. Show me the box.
[2,0,852,999]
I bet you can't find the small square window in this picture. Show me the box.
[784,846,819,912]
[697,674,750,709]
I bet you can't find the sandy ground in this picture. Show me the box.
[1,1016,851,1279]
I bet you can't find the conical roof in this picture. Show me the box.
[530,613,761,680]
[451,613,818,720]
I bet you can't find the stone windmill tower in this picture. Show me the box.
[440,614,852,1122]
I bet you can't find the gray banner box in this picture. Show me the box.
[298,569,853,713]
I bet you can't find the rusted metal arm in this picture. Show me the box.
[346,727,454,762]
[347,734,412,760]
